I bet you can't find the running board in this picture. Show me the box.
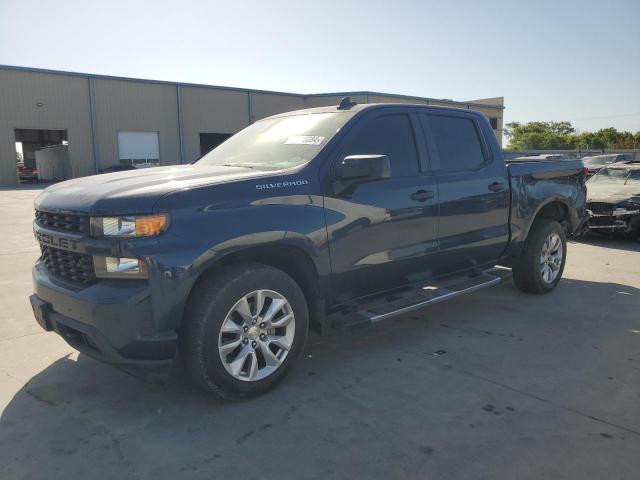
[331,267,511,329]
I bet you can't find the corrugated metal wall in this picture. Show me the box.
[0,69,94,184]
[249,93,306,121]
[180,87,250,163]
[0,67,504,185]
[91,79,180,169]
[303,95,368,108]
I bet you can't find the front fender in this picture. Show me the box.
[145,181,329,332]
[159,233,328,333]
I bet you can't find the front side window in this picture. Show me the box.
[343,114,420,177]
[197,112,352,171]
[427,115,486,172]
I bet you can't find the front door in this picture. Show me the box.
[322,109,439,305]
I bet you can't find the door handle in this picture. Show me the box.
[410,190,434,202]
[488,181,506,192]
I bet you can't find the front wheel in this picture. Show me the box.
[513,219,567,294]
[180,264,309,400]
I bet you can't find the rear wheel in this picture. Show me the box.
[180,263,309,400]
[513,219,567,294]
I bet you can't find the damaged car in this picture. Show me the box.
[586,163,640,239]
[581,153,634,177]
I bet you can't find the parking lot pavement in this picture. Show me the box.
[0,186,639,480]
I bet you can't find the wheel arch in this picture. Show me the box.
[526,199,572,237]
[183,241,327,334]
[502,198,573,266]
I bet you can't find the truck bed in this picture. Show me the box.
[506,158,584,176]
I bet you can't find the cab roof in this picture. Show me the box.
[266,102,486,119]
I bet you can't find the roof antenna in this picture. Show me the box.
[337,96,357,110]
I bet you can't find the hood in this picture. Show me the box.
[587,183,640,205]
[35,164,272,215]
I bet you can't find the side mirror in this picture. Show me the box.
[334,154,391,182]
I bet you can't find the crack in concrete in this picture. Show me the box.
[2,370,22,382]
[24,387,56,406]
[447,364,640,437]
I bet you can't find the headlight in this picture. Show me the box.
[91,214,168,237]
[94,256,147,279]
[613,206,640,216]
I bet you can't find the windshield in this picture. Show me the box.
[583,156,614,166]
[589,168,640,185]
[196,112,352,171]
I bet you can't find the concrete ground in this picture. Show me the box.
[0,185,639,480]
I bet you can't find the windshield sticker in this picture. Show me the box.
[284,135,325,146]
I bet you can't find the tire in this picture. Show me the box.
[180,263,309,400]
[513,219,567,294]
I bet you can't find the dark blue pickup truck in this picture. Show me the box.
[30,99,587,399]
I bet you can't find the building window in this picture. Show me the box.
[489,117,498,130]
[118,131,160,167]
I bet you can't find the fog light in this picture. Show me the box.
[106,257,140,273]
[94,256,147,279]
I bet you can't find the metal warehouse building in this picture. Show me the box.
[0,65,504,185]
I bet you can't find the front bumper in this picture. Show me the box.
[587,207,640,233]
[32,260,177,366]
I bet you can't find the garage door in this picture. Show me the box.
[118,131,160,166]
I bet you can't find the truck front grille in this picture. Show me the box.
[35,210,90,234]
[588,215,617,227]
[40,245,96,284]
[587,202,614,215]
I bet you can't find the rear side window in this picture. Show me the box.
[344,114,420,177]
[427,115,486,171]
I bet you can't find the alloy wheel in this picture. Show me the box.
[539,233,563,284]
[218,289,295,382]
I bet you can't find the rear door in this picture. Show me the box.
[420,111,510,274]
[322,107,440,304]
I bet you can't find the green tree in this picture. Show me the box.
[505,121,640,150]
[573,131,606,149]
[504,121,575,150]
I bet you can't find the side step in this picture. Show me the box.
[331,267,512,329]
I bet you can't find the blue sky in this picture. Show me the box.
[1,0,639,134]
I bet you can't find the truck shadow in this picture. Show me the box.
[1,277,639,479]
